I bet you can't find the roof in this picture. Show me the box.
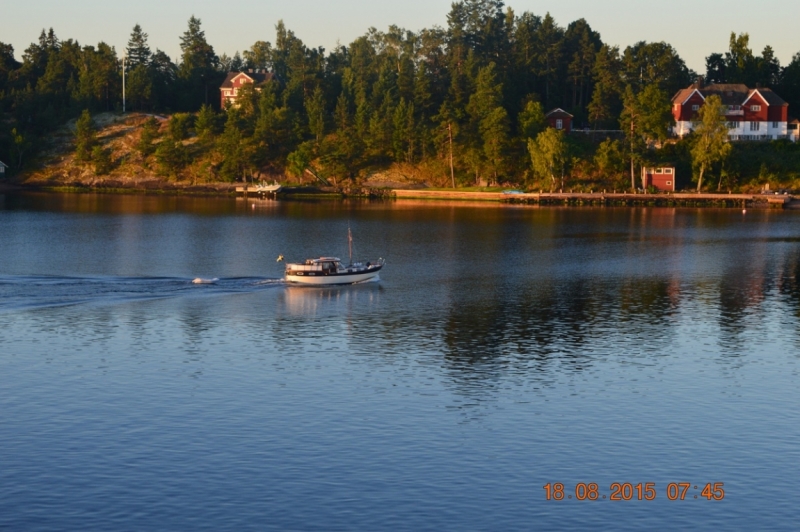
[545,108,573,118]
[0,160,8,168]
[748,88,787,106]
[701,84,750,105]
[672,83,787,106]
[220,70,278,89]
[672,87,704,105]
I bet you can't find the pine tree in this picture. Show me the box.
[305,86,326,144]
[126,24,152,68]
[136,117,160,157]
[194,104,219,144]
[74,109,97,162]
[178,16,218,109]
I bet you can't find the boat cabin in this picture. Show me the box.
[287,257,344,276]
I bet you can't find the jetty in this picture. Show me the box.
[391,189,796,209]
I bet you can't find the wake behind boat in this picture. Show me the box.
[280,228,384,285]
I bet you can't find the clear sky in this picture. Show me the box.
[4,0,799,73]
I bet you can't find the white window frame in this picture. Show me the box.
[555,119,563,130]
[665,168,673,174]
[751,105,761,112]
[750,121,760,131]
[772,121,779,129]
[691,104,700,111]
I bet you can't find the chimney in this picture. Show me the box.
[696,76,705,89]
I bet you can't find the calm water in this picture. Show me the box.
[1,193,799,531]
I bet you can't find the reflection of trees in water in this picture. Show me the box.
[716,245,800,355]
[777,249,800,322]
[440,277,680,395]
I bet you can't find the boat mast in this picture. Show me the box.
[348,227,353,264]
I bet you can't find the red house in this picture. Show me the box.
[671,81,790,141]
[545,108,573,132]
[220,69,278,108]
[641,167,676,192]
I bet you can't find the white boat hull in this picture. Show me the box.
[286,268,381,285]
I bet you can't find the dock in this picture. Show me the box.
[391,189,796,208]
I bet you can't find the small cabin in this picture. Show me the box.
[0,160,8,176]
[641,167,676,192]
[545,108,573,133]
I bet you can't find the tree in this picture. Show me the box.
[588,45,622,128]
[194,104,220,144]
[705,53,726,84]
[756,45,780,87]
[565,19,601,113]
[74,109,97,162]
[528,127,568,189]
[778,52,800,114]
[619,84,671,190]
[92,145,113,175]
[168,113,194,141]
[305,85,326,144]
[126,64,152,111]
[155,137,189,178]
[622,41,692,96]
[136,117,160,158]
[518,99,546,140]
[243,41,272,70]
[691,94,731,191]
[178,16,218,109]
[725,32,756,85]
[594,138,624,176]
[467,62,510,181]
[534,13,564,108]
[126,24,152,68]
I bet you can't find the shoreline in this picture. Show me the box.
[4,181,799,209]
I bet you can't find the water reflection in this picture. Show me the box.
[2,195,800,386]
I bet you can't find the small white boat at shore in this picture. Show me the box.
[255,182,282,193]
[281,229,384,285]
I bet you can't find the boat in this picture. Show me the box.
[281,229,384,285]
[255,182,282,193]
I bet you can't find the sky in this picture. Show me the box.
[3,0,799,74]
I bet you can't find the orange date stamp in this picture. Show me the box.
[543,482,725,501]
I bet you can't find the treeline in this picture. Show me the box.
[2,0,800,188]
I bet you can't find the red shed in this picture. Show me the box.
[641,167,676,192]
[545,108,573,132]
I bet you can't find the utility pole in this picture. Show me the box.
[448,122,455,189]
[122,53,126,113]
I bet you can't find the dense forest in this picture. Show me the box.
[2,0,800,190]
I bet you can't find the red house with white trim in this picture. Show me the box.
[671,81,790,141]
[545,108,573,133]
[220,70,278,108]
